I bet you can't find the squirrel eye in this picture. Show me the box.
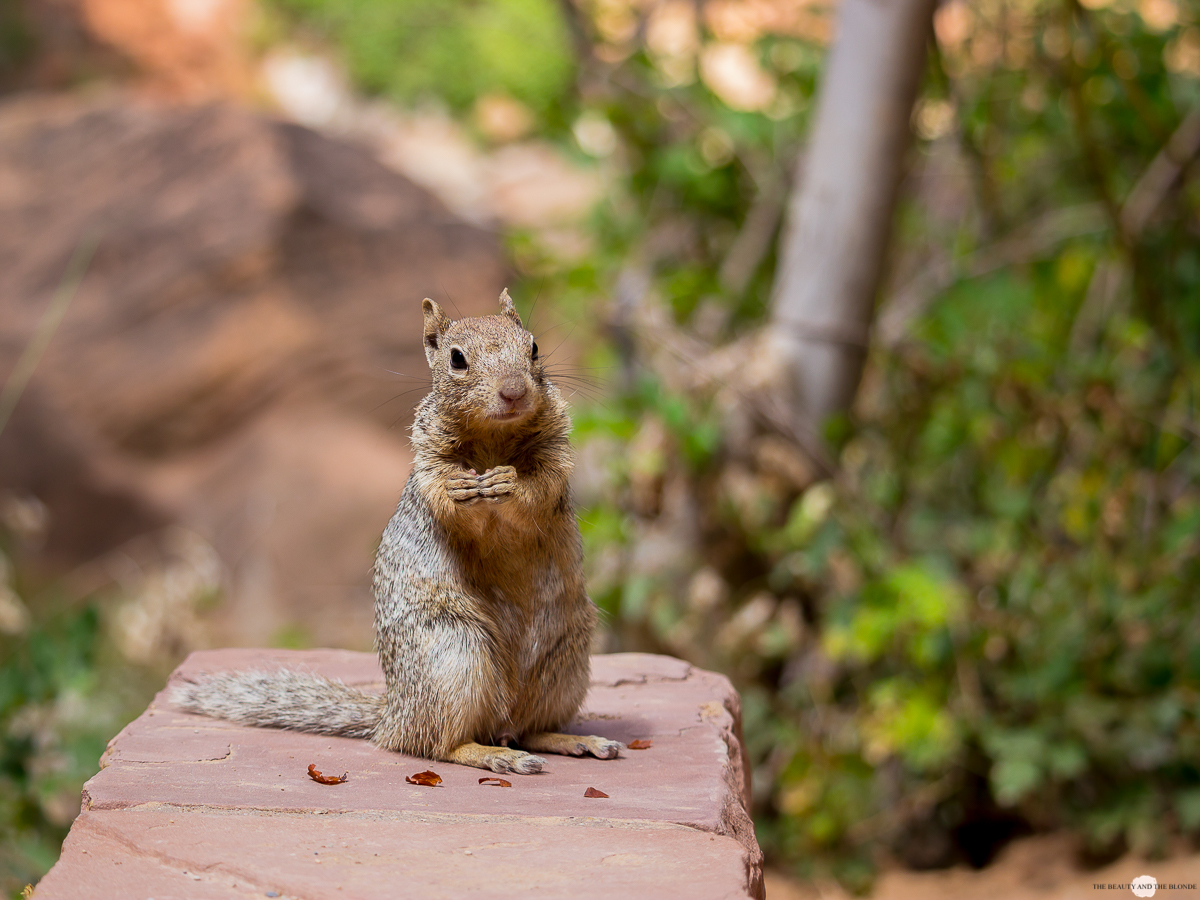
[449,348,467,370]
[531,341,539,361]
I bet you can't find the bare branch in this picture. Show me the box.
[1120,107,1200,239]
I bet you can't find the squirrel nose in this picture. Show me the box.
[499,379,527,403]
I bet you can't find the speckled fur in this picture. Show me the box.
[173,291,620,774]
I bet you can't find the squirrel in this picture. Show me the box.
[172,290,621,774]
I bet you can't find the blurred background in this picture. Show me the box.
[2,0,1199,895]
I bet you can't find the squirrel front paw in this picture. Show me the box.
[447,466,516,502]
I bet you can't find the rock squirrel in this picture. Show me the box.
[172,290,621,774]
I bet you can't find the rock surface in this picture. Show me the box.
[35,650,764,899]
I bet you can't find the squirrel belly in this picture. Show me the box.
[370,469,595,760]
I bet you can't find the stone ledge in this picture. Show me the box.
[35,650,765,899]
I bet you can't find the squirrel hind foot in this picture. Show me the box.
[499,752,546,775]
[445,742,546,775]
[587,738,624,760]
[520,732,624,760]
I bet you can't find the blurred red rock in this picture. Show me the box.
[2,0,254,97]
[0,95,506,648]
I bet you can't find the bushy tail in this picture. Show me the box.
[171,669,383,740]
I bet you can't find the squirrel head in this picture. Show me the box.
[422,289,549,430]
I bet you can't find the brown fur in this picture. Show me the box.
[173,291,619,774]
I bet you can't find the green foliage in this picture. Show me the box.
[801,286,1200,855]
[577,279,1200,882]
[0,551,163,897]
[519,0,1200,888]
[273,0,575,121]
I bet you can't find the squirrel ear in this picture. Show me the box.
[422,298,450,368]
[499,288,523,328]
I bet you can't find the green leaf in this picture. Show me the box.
[863,681,960,771]
[991,756,1042,807]
[885,561,967,629]
[1047,742,1088,779]
[984,728,1048,805]
[784,483,836,547]
[1176,788,1200,832]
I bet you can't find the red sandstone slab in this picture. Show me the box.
[38,807,753,900]
[90,651,752,839]
[36,651,763,899]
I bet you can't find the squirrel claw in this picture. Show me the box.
[487,749,545,775]
[591,739,623,760]
[472,466,516,499]
[448,466,516,502]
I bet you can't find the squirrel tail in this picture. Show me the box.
[171,669,383,739]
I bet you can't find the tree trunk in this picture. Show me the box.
[768,0,937,435]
